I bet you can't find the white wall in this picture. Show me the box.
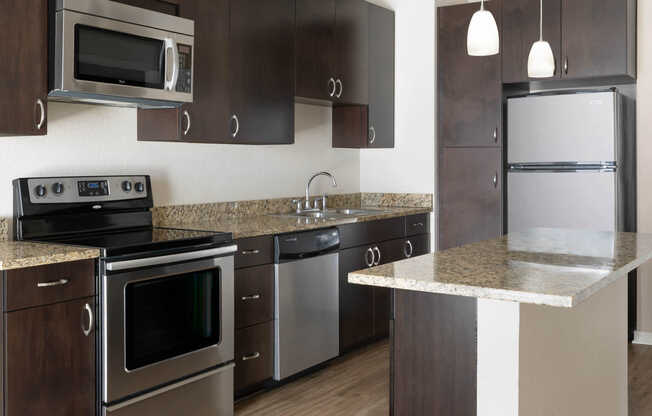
[636,0,652,336]
[360,0,436,196]
[0,102,360,216]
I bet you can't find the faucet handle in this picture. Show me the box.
[313,197,324,209]
[291,199,303,213]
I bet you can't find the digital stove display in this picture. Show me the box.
[78,180,109,197]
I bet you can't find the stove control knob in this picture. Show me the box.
[52,182,64,195]
[35,184,47,197]
[135,182,145,193]
[122,181,132,192]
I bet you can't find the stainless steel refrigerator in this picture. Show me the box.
[507,90,624,234]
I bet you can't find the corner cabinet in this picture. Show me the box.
[502,0,636,83]
[0,0,48,136]
[2,259,96,416]
[138,0,295,144]
[332,2,395,149]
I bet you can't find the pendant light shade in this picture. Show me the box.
[467,0,499,56]
[527,0,555,78]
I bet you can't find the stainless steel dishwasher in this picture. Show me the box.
[273,228,340,381]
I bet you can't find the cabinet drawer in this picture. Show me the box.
[338,217,405,249]
[4,259,95,311]
[235,236,274,269]
[406,234,431,258]
[235,321,274,394]
[405,214,429,236]
[235,265,274,329]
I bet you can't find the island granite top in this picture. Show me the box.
[349,228,652,308]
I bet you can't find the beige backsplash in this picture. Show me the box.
[152,192,432,226]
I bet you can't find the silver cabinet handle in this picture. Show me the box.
[231,114,240,138]
[493,127,498,143]
[37,278,69,288]
[493,172,498,188]
[241,249,260,255]
[328,78,336,97]
[242,352,261,361]
[182,110,191,136]
[373,246,381,266]
[335,79,343,98]
[369,126,376,144]
[564,57,568,75]
[82,303,93,337]
[404,240,414,258]
[35,98,45,130]
[365,247,374,267]
[412,222,424,228]
[241,294,261,301]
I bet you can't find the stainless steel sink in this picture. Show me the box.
[271,208,390,220]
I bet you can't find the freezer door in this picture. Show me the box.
[507,171,617,233]
[507,92,619,164]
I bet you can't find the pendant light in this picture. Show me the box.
[467,0,499,56]
[527,0,555,77]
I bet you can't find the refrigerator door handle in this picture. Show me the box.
[508,162,616,173]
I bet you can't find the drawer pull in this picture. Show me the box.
[82,303,93,337]
[412,222,424,227]
[241,249,261,255]
[241,294,261,301]
[37,278,69,288]
[242,352,261,361]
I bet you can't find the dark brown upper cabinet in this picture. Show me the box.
[502,0,562,83]
[0,0,48,136]
[332,3,395,149]
[438,147,502,250]
[229,0,295,144]
[295,0,337,101]
[438,1,502,148]
[295,0,368,105]
[138,0,294,145]
[367,4,395,149]
[561,0,636,80]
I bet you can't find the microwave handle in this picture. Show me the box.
[164,38,179,92]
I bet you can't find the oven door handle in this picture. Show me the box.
[105,245,238,271]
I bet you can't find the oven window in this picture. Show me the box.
[75,25,165,89]
[125,268,220,370]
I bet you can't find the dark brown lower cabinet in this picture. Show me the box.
[339,244,375,351]
[235,321,274,394]
[5,297,96,416]
[438,147,502,250]
[392,290,477,416]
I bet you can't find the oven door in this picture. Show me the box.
[102,255,233,404]
[52,8,193,104]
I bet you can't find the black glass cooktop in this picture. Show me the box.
[46,227,233,259]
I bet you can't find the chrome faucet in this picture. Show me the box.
[304,172,337,211]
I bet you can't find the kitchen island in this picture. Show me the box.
[349,228,652,416]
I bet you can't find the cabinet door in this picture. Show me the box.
[137,0,230,143]
[0,0,48,136]
[438,2,502,147]
[372,238,405,339]
[368,4,395,148]
[502,0,561,83]
[438,147,502,250]
[295,0,337,101]
[332,104,368,148]
[339,245,374,352]
[229,0,295,144]
[5,298,95,416]
[561,0,635,79]
[335,0,369,105]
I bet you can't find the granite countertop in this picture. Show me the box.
[349,228,652,308]
[158,207,432,239]
[0,241,100,271]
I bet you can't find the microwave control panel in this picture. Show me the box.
[176,44,193,94]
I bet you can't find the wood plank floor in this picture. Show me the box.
[236,341,652,415]
[235,341,389,416]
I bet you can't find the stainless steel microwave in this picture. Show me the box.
[50,0,194,108]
